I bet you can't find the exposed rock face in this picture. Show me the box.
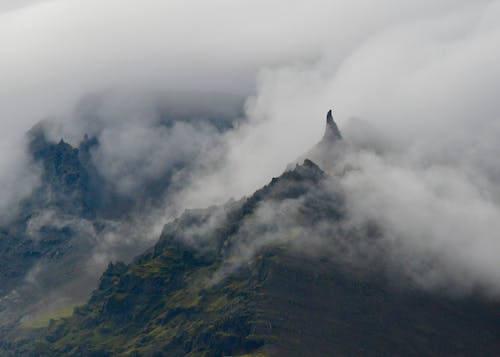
[322,109,342,143]
[300,109,345,170]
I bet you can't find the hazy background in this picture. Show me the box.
[1,0,500,296]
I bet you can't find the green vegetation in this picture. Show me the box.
[9,160,500,356]
[22,304,82,329]
[17,242,269,356]
[6,160,336,356]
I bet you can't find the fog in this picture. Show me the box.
[1,0,500,299]
[185,0,500,206]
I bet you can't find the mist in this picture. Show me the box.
[173,0,500,296]
[1,0,500,301]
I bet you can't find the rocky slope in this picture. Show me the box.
[7,112,500,356]
[0,104,238,348]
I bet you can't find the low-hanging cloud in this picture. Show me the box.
[1,0,500,300]
[175,0,500,296]
[181,0,500,208]
[339,152,500,295]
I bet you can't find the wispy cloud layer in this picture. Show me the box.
[1,0,500,297]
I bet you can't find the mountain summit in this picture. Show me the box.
[322,109,342,143]
[302,109,345,168]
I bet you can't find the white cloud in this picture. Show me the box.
[1,0,500,295]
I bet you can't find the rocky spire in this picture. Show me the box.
[322,109,342,143]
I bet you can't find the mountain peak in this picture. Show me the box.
[322,109,342,143]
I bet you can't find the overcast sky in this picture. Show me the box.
[2,0,489,137]
[0,0,44,13]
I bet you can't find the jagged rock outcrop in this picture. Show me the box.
[299,109,345,170]
[322,109,342,143]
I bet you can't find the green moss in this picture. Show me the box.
[168,288,202,309]
[17,221,267,356]
[206,294,232,312]
[22,303,82,329]
[129,258,164,276]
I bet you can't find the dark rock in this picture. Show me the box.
[322,109,342,143]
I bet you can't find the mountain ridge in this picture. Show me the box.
[3,111,500,356]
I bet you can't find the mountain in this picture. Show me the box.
[0,101,242,348]
[0,128,112,344]
[7,112,500,356]
[322,109,342,142]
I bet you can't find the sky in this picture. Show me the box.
[1,0,500,296]
[0,0,46,14]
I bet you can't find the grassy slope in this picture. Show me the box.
[22,305,81,329]
[24,244,500,357]
[28,245,269,356]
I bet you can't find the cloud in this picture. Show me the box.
[0,0,49,14]
[171,0,500,296]
[1,0,481,136]
[181,0,500,209]
[0,139,40,224]
[195,155,500,297]
[1,0,500,299]
[339,152,500,295]
[0,0,492,209]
